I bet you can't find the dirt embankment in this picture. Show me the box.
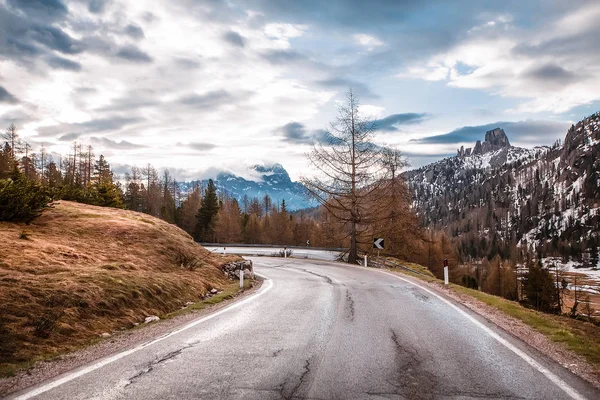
[0,201,238,376]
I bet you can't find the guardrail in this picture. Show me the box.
[198,243,347,252]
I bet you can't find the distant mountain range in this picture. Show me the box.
[180,164,316,211]
[404,114,600,272]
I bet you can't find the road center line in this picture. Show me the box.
[12,276,274,400]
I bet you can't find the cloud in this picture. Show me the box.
[124,24,144,40]
[412,120,569,147]
[115,45,153,63]
[374,113,430,131]
[38,117,143,137]
[278,122,312,144]
[87,0,110,14]
[58,132,82,141]
[90,137,147,149]
[398,4,600,113]
[223,31,246,47]
[523,63,580,85]
[46,55,82,71]
[276,122,331,145]
[0,86,18,104]
[353,34,384,49]
[315,77,379,99]
[7,0,67,19]
[261,49,305,65]
[178,90,235,107]
[174,57,202,69]
[182,142,218,152]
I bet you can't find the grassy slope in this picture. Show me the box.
[0,201,239,375]
[386,259,600,370]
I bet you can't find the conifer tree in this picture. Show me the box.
[195,179,219,241]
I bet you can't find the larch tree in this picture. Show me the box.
[301,89,387,264]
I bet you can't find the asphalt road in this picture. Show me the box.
[8,257,599,400]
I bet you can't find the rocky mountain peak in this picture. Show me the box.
[457,127,512,157]
[485,128,511,147]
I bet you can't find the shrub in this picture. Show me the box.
[0,313,15,359]
[0,178,51,223]
[31,310,63,338]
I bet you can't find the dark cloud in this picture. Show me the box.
[522,63,580,85]
[7,0,67,19]
[278,122,312,144]
[124,24,144,39]
[115,45,152,63]
[30,25,83,54]
[37,116,143,137]
[315,77,379,99]
[261,49,306,65]
[88,0,109,14]
[58,132,82,141]
[0,86,18,104]
[90,137,147,149]
[0,5,83,69]
[46,55,82,71]
[178,90,234,107]
[276,122,330,144]
[174,57,202,69]
[223,31,245,48]
[412,120,570,146]
[184,142,218,152]
[373,113,430,131]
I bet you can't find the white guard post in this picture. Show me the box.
[443,258,449,285]
[240,268,244,288]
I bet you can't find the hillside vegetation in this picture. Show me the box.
[0,201,238,375]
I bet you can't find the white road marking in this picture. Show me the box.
[374,269,588,400]
[11,277,274,400]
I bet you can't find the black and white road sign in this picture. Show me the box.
[373,238,384,249]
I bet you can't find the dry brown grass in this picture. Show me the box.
[0,201,238,376]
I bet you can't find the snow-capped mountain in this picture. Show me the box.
[405,115,600,271]
[181,164,316,211]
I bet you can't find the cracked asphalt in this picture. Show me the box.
[8,257,599,400]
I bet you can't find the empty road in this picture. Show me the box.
[8,258,598,400]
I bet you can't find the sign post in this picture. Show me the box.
[444,259,449,285]
[373,238,384,262]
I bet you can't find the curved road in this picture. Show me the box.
[8,258,599,400]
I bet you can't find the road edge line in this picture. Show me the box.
[374,269,587,400]
[11,276,274,400]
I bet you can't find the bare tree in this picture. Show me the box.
[301,89,386,264]
[2,123,20,157]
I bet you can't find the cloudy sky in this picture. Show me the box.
[1,0,599,181]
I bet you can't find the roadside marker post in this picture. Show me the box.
[224,247,227,255]
[239,267,244,288]
[364,254,367,267]
[284,247,287,259]
[444,259,449,285]
[373,238,384,264]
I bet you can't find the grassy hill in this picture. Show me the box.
[0,201,239,375]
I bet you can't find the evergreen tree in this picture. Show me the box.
[522,261,559,313]
[194,179,219,241]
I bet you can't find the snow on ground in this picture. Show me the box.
[542,257,600,282]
